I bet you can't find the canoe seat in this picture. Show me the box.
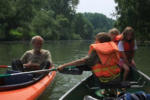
[4,70,33,85]
[86,81,140,90]
[100,81,139,89]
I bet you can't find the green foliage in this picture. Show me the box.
[73,13,94,39]
[115,0,150,41]
[0,0,114,40]
[31,10,56,39]
[82,13,115,34]
[10,29,22,39]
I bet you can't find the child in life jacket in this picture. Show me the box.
[58,32,121,84]
[118,26,137,81]
[109,28,123,45]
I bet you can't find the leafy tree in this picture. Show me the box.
[31,10,56,39]
[83,13,115,34]
[73,14,94,39]
[114,0,150,41]
[0,0,114,40]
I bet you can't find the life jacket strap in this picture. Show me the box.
[93,65,119,73]
[98,72,120,83]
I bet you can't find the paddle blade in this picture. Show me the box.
[0,74,11,78]
[0,65,10,68]
[59,67,83,75]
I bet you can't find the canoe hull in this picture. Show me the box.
[59,68,150,100]
[0,71,56,100]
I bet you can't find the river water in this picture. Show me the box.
[0,40,149,100]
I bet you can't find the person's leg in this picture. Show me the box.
[131,59,136,67]
[121,63,129,81]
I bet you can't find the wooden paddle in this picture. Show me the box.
[0,65,11,68]
[0,68,57,78]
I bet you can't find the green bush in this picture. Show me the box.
[10,29,23,39]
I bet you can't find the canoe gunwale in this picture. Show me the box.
[0,67,54,91]
[137,69,150,81]
[59,74,92,100]
[0,69,56,100]
[0,73,47,91]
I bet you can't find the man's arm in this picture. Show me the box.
[23,62,40,69]
[20,51,40,69]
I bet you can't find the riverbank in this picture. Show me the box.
[0,40,150,46]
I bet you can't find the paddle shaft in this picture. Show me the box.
[0,68,57,77]
[9,66,75,75]
[0,66,76,77]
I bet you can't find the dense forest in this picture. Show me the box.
[0,0,114,41]
[0,0,150,41]
[114,0,150,41]
[83,13,114,34]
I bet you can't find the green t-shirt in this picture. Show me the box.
[20,49,52,65]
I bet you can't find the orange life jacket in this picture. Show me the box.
[120,41,135,61]
[89,41,120,82]
[113,34,123,45]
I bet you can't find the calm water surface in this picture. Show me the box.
[0,40,149,100]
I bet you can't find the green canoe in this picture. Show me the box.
[59,68,150,100]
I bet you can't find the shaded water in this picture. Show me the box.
[0,40,149,100]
